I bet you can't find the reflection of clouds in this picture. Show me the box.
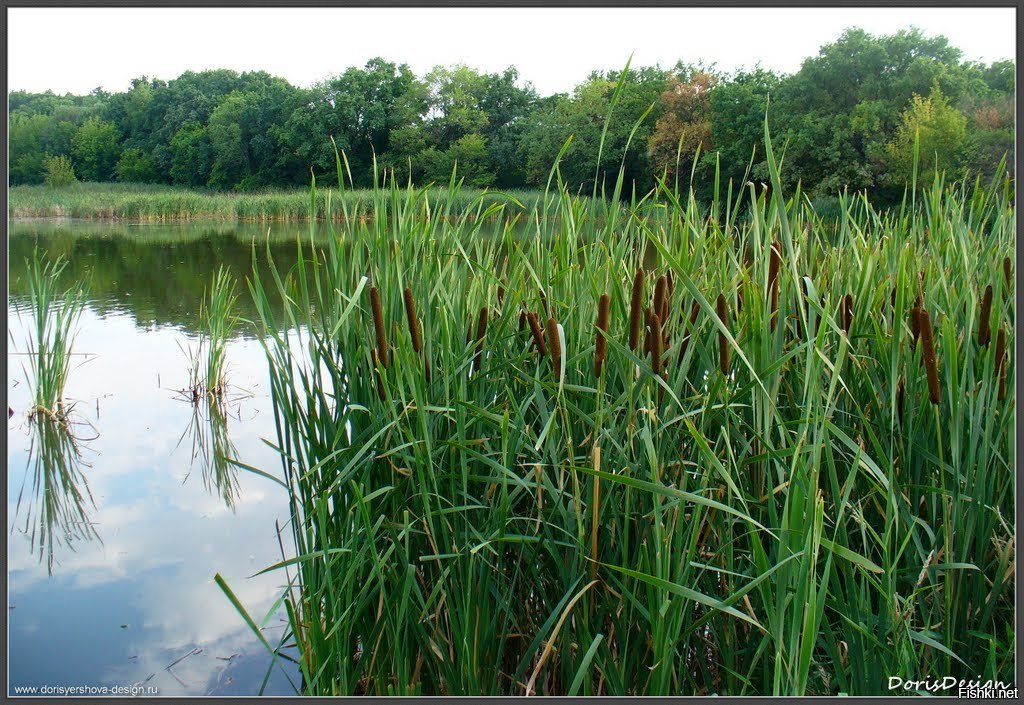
[8,307,298,695]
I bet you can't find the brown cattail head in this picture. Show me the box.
[629,268,645,351]
[896,376,905,423]
[996,327,1008,401]
[978,284,993,347]
[768,240,782,327]
[369,286,389,368]
[910,298,923,347]
[654,275,668,325]
[545,316,562,374]
[371,348,386,400]
[841,294,854,335]
[919,308,941,405]
[527,312,547,357]
[595,293,611,378]
[519,309,527,331]
[716,293,731,376]
[403,287,422,354]
[647,313,663,377]
[472,306,488,374]
[1004,256,1012,292]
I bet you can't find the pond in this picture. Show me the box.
[5,219,329,696]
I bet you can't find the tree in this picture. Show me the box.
[42,154,78,186]
[71,116,121,181]
[170,122,213,187]
[647,68,717,185]
[886,86,968,185]
[115,147,159,183]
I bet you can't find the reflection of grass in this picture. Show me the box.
[22,253,86,418]
[12,412,100,574]
[179,395,241,509]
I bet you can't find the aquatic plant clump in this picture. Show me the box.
[223,129,1015,696]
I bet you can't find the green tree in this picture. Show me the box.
[115,147,159,182]
[170,122,213,187]
[886,86,968,185]
[71,116,121,181]
[42,154,78,186]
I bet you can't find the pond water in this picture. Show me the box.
[5,219,323,696]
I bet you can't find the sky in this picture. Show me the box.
[7,7,1017,97]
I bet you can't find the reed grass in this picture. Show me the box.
[219,124,1015,696]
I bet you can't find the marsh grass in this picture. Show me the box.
[217,124,1015,695]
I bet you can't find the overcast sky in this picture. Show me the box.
[8,7,1016,96]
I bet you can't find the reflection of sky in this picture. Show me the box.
[8,304,300,696]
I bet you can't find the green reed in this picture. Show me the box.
[199,266,239,397]
[219,126,1015,695]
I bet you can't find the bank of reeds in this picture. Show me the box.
[9,182,548,222]
[220,126,1015,696]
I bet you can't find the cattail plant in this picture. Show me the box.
[654,275,668,325]
[716,293,730,376]
[527,312,547,356]
[594,293,610,378]
[841,294,854,335]
[1004,256,1012,291]
[403,287,422,354]
[369,286,389,368]
[918,307,941,405]
[371,348,386,401]
[628,268,645,351]
[978,284,993,347]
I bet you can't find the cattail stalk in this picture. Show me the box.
[371,348,386,401]
[716,293,731,375]
[978,284,993,347]
[628,268,645,351]
[919,308,941,405]
[527,312,547,356]
[403,287,421,353]
[369,286,389,368]
[594,293,610,378]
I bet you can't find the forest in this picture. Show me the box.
[9,28,1014,204]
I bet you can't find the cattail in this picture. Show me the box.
[527,312,547,357]
[654,275,668,325]
[996,328,1007,401]
[1004,257,1012,292]
[716,293,731,376]
[896,376,905,423]
[678,300,700,363]
[978,284,993,347]
[594,293,610,378]
[369,286,389,368]
[647,313,663,378]
[371,348,386,401]
[768,240,781,328]
[841,294,853,335]
[403,287,422,354]
[910,296,923,347]
[519,309,527,331]
[546,316,562,374]
[918,308,941,405]
[472,306,488,374]
[628,268,645,351]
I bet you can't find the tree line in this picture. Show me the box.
[9,28,1014,204]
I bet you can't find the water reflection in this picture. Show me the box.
[11,410,101,574]
[7,222,302,695]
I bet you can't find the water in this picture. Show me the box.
[6,219,310,696]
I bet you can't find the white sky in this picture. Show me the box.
[8,7,1017,97]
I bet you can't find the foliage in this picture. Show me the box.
[41,154,78,187]
[115,147,158,183]
[71,116,121,181]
